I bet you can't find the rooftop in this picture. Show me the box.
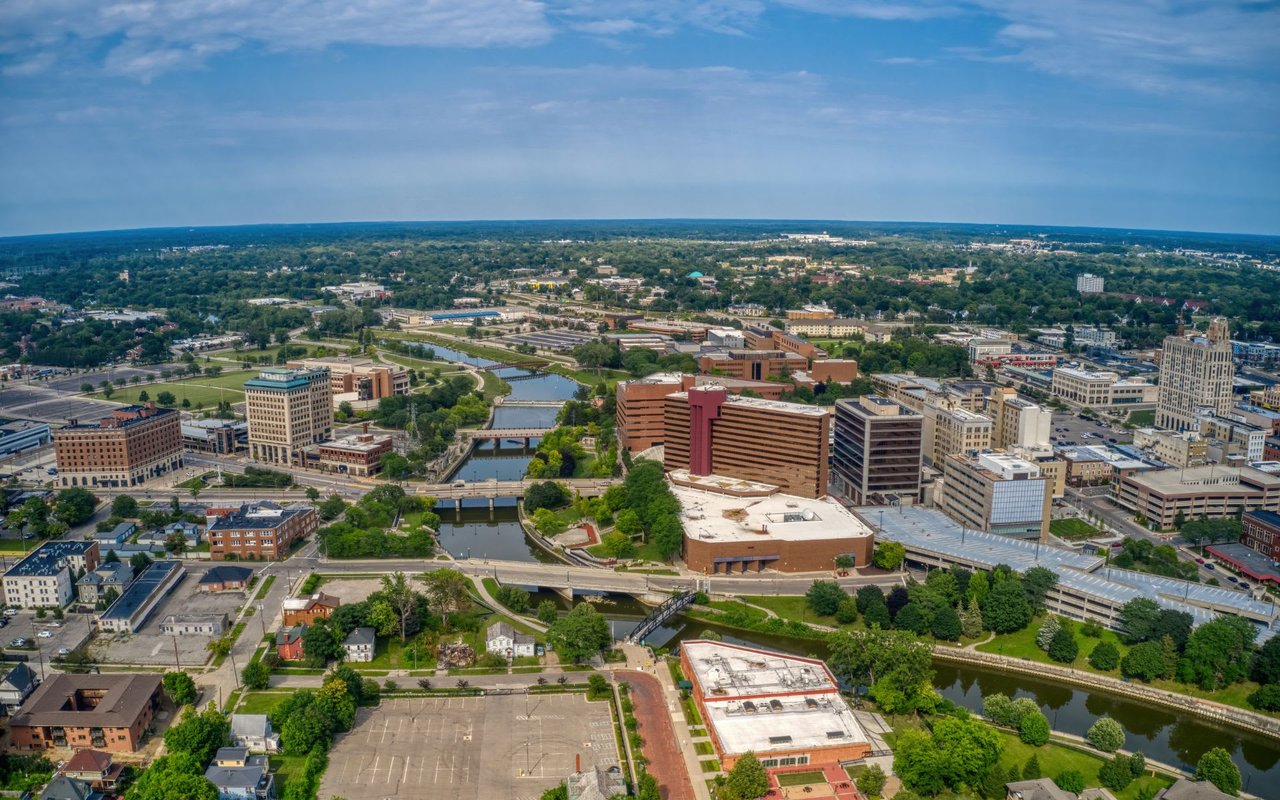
[1055,444,1158,471]
[672,476,873,545]
[209,502,311,532]
[670,389,830,418]
[199,565,253,585]
[319,434,392,453]
[1054,367,1120,381]
[1122,465,1280,492]
[1205,543,1280,583]
[98,561,182,623]
[5,540,96,579]
[10,673,161,729]
[59,405,175,432]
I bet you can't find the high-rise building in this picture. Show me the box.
[616,374,786,453]
[938,451,1051,540]
[990,394,1052,451]
[832,395,923,505]
[1076,273,1105,293]
[286,357,409,406]
[925,403,992,467]
[662,387,829,498]
[53,404,182,489]
[1157,318,1235,431]
[244,367,333,465]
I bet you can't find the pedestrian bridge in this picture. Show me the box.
[411,478,616,501]
[455,427,553,442]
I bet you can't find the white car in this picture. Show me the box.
[37,630,52,639]
[2,609,18,617]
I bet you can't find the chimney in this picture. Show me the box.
[362,422,369,434]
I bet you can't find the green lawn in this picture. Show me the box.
[235,691,292,715]
[995,731,1172,800]
[0,539,35,553]
[694,741,715,756]
[269,754,309,796]
[739,595,839,627]
[92,369,256,407]
[1050,518,1102,540]
[699,759,721,773]
[359,634,437,671]
[777,770,827,787]
[1127,409,1156,427]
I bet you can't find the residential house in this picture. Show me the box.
[485,621,535,659]
[136,521,200,551]
[1006,780,1078,800]
[229,714,280,754]
[59,750,124,791]
[39,776,102,800]
[93,522,135,546]
[205,747,275,800]
[0,662,39,714]
[281,593,339,626]
[343,627,375,663]
[275,625,306,661]
[1155,779,1236,800]
[76,561,134,605]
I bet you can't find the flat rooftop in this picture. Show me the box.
[1206,543,1280,583]
[209,502,310,531]
[672,476,873,544]
[1123,465,1280,491]
[99,560,182,623]
[670,390,829,418]
[1055,444,1156,471]
[683,640,868,757]
[5,540,96,578]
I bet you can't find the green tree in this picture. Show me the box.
[931,605,962,641]
[536,599,559,625]
[1023,755,1042,780]
[1251,636,1280,685]
[857,764,887,797]
[1020,710,1050,746]
[112,495,139,518]
[547,602,611,663]
[368,600,399,637]
[1195,748,1241,795]
[379,571,419,643]
[495,585,532,614]
[894,715,1002,794]
[1179,616,1258,690]
[1089,641,1121,671]
[525,480,571,512]
[242,660,271,690]
[162,671,197,705]
[806,580,847,616]
[163,706,230,764]
[1086,717,1125,753]
[724,752,768,800]
[894,603,928,635]
[827,628,934,714]
[1047,626,1079,663]
[318,494,348,521]
[157,390,177,406]
[53,487,97,525]
[872,541,906,570]
[1121,641,1169,682]
[420,568,471,631]
[835,553,855,571]
[125,754,218,800]
[600,530,635,558]
[1098,753,1137,791]
[303,623,339,668]
[1055,771,1086,794]
[1247,684,1280,711]
[836,597,860,625]
[981,579,1031,633]
[130,551,153,572]
[305,486,321,502]
[1118,597,1162,643]
[1021,566,1058,613]
[1036,616,1062,651]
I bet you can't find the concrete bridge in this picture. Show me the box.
[411,477,615,505]
[496,399,565,408]
[455,427,553,443]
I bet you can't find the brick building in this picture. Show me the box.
[206,502,318,560]
[1241,510,1280,561]
[9,674,163,753]
[282,592,340,626]
[313,432,393,476]
[288,356,410,405]
[244,367,333,466]
[53,404,182,489]
[616,373,787,453]
[699,350,808,382]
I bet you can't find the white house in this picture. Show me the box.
[485,621,535,659]
[343,627,375,663]
[229,714,281,754]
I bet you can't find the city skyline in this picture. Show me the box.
[2,1,1278,237]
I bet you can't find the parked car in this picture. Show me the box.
[56,647,71,656]
[1195,558,1205,564]
[3,608,18,617]
[1204,563,1216,570]
[37,630,52,639]
[8,638,26,647]
[1227,575,1239,583]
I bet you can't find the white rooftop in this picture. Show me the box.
[1055,367,1120,381]
[670,475,874,544]
[671,390,830,418]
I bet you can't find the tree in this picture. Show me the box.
[982,579,1031,633]
[895,603,927,635]
[836,597,860,625]
[1020,710,1050,746]
[872,541,905,570]
[80,382,93,393]
[1055,771,1086,794]
[931,605,962,641]
[835,554,855,571]
[380,572,418,643]
[138,389,149,402]
[157,390,177,406]
[162,671,197,705]
[525,480,571,512]
[1089,641,1120,671]
[600,530,635,559]
[614,508,643,536]
[318,494,348,521]
[130,552,153,572]
[536,599,559,625]
[1247,683,1280,711]
[1099,753,1138,791]
[806,580,847,616]
[1023,755,1042,780]
[420,569,471,631]
[164,706,230,764]
[124,753,218,800]
[1250,636,1280,685]
[856,585,885,613]
[1036,616,1062,651]
[1118,598,1162,643]
[302,623,339,668]
[864,600,891,629]
[1022,567,1058,613]
[112,495,138,518]
[968,570,990,604]
[894,715,1002,794]
[53,487,97,525]
[1047,626,1079,663]
[242,660,271,690]
[1195,748,1241,796]
[305,486,321,502]
[547,602,611,663]
[827,629,934,714]
[368,601,398,637]
[1087,717,1125,752]
[1121,641,1169,682]
[495,584,532,614]
[857,764,887,797]
[724,753,768,800]
[1179,616,1258,690]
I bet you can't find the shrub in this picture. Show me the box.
[857,764,887,798]
[1047,626,1079,663]
[1019,710,1050,746]
[1086,717,1125,753]
[1089,641,1120,671]
[1055,771,1086,795]
[1248,683,1280,711]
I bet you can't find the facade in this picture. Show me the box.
[96,561,185,633]
[1052,368,1156,408]
[1198,414,1266,463]
[1076,273,1105,293]
[4,540,100,609]
[663,388,830,498]
[672,473,875,573]
[939,452,1051,540]
[926,404,993,467]
[1113,465,1280,530]
[282,592,340,626]
[207,502,318,561]
[0,418,52,456]
[343,627,376,662]
[786,303,835,320]
[1157,318,1235,431]
[313,433,393,476]
[1241,510,1280,561]
[275,626,306,661]
[808,359,859,383]
[1132,428,1208,468]
[680,641,871,771]
[229,714,281,754]
[616,373,786,453]
[831,395,924,505]
[288,356,409,405]
[699,349,808,381]
[53,404,182,489]
[243,367,333,465]
[485,621,536,658]
[159,614,228,636]
[59,749,124,792]
[991,394,1052,451]
[9,674,162,753]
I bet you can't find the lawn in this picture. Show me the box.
[359,634,437,672]
[777,770,827,787]
[740,595,839,627]
[0,539,35,553]
[269,754,309,796]
[1050,518,1102,540]
[1127,409,1156,427]
[694,741,715,756]
[994,731,1172,800]
[235,691,291,716]
[91,369,256,407]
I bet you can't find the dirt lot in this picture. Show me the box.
[91,573,249,667]
[320,693,619,800]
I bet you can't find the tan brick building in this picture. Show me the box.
[925,404,992,467]
[1157,318,1235,431]
[288,356,410,405]
[244,367,333,466]
[53,404,182,489]
[314,433,393,476]
[616,373,786,453]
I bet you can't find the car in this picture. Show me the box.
[8,638,25,647]
[1227,575,1239,583]
[36,630,52,639]
[1204,563,1216,570]
[1108,437,1118,443]
[3,609,18,617]
[56,647,71,656]
[0,618,8,628]
[1239,583,1252,591]
[1195,557,1205,564]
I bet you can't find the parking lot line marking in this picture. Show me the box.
[402,755,411,786]
[384,755,396,784]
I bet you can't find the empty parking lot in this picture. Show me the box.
[321,693,620,800]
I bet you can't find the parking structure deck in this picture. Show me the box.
[320,693,620,800]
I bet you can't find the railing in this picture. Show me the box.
[628,591,695,644]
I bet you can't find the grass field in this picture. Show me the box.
[1127,409,1156,427]
[91,369,255,407]
[994,731,1172,800]
[0,539,35,553]
[1049,518,1103,540]
[235,691,291,716]
[776,770,827,787]
[739,595,839,627]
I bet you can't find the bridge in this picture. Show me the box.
[496,399,565,408]
[477,359,549,372]
[456,427,553,442]
[628,590,696,644]
[411,478,616,502]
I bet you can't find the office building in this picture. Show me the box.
[1113,465,1280,530]
[1055,444,1157,487]
[0,418,51,456]
[832,395,923,505]
[785,303,835,320]
[663,388,829,498]
[1198,414,1266,463]
[314,433,393,476]
[1051,367,1156,408]
[679,641,871,771]
[3,540,100,609]
[1157,318,1235,431]
[968,339,1013,362]
[206,502,318,561]
[991,394,1052,451]
[1034,326,1117,350]
[939,452,1052,540]
[616,374,786,453]
[244,367,333,465]
[1076,273,1105,293]
[742,326,826,360]
[287,356,409,406]
[53,405,182,489]
[1241,510,1280,562]
[926,404,993,467]
[1132,428,1208,468]
[698,349,808,382]
[181,418,248,454]
[9,674,163,753]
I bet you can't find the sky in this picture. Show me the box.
[1,1,1278,237]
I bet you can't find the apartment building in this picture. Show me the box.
[925,404,992,467]
[287,356,409,406]
[9,674,163,754]
[314,433,393,476]
[1051,367,1156,408]
[991,394,1052,451]
[663,387,830,498]
[741,326,826,360]
[1241,510,1280,561]
[831,395,924,505]
[1157,318,1235,431]
[938,451,1051,541]
[1113,465,1280,530]
[3,540,100,609]
[244,367,333,466]
[53,404,182,489]
[1076,273,1105,293]
[1132,428,1208,468]
[206,502,318,561]
[785,303,835,320]
[616,373,788,453]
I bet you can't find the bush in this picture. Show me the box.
[1022,755,1042,780]
[1099,753,1138,791]
[1121,640,1170,682]
[1019,710,1050,746]
[1089,641,1120,671]
[587,674,610,700]
[835,597,859,625]
[857,764,887,798]
[1248,683,1280,711]
[1047,626,1079,663]
[495,585,531,614]
[1055,771,1086,795]
[806,580,847,616]
[1086,717,1125,753]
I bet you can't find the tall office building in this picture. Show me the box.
[938,452,1051,541]
[662,387,829,498]
[616,373,786,453]
[925,403,992,467]
[832,395,923,505]
[990,394,1052,451]
[244,367,333,465]
[1157,318,1235,432]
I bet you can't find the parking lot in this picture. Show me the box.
[0,611,93,669]
[1051,412,1132,448]
[320,693,620,800]
[90,572,251,667]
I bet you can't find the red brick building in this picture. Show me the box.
[9,674,162,753]
[282,592,340,626]
[314,433,393,477]
[1242,510,1280,561]
[276,625,306,661]
[206,502,318,561]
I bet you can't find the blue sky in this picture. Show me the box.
[2,1,1277,236]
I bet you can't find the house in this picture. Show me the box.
[200,565,253,593]
[566,765,627,800]
[39,776,102,800]
[135,521,200,550]
[343,627,375,663]
[205,747,275,800]
[276,625,306,661]
[281,592,339,626]
[1007,779,1079,800]
[229,714,280,754]
[0,662,40,714]
[59,749,124,791]
[485,621,535,659]
[93,522,135,545]
[1155,779,1236,800]
[76,561,134,604]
